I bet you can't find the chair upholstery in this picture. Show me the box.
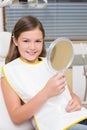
[0,32,11,57]
[0,31,11,77]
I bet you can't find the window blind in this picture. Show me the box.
[5,2,87,40]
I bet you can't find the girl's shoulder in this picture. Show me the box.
[2,58,20,70]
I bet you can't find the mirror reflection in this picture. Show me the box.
[47,37,74,72]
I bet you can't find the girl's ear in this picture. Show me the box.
[13,36,18,46]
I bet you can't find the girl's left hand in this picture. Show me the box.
[65,99,82,112]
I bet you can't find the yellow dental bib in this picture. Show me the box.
[2,57,87,130]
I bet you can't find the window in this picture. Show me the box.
[5,2,87,40]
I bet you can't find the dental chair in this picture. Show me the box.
[0,31,34,130]
[72,43,87,108]
[72,65,87,108]
[0,31,11,77]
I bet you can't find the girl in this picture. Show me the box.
[1,16,87,130]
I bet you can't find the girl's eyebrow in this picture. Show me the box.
[36,38,43,40]
[22,38,44,42]
[21,37,43,40]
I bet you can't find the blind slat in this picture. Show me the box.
[5,3,87,40]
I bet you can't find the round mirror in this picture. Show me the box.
[47,37,74,73]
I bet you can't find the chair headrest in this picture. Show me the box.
[0,32,11,58]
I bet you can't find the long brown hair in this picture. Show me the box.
[5,16,46,64]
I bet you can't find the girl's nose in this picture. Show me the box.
[28,42,36,49]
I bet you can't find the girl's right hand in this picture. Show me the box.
[44,73,66,99]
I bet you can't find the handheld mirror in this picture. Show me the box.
[46,37,74,111]
[47,37,74,73]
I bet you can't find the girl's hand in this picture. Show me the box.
[65,99,82,112]
[44,73,66,99]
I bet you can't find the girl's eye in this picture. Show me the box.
[22,40,30,45]
[36,40,41,42]
[23,40,29,43]
[21,39,43,46]
[35,40,42,43]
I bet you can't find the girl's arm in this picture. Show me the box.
[66,86,82,112]
[1,73,66,125]
[1,77,48,125]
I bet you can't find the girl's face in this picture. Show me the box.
[14,28,44,63]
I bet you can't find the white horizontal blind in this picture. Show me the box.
[5,3,87,40]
